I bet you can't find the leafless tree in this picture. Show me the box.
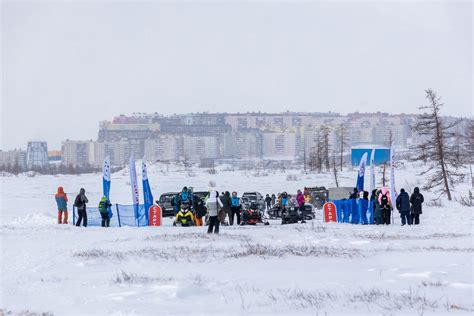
[332,150,339,187]
[411,89,464,200]
[336,124,349,171]
[462,119,474,187]
[320,126,331,172]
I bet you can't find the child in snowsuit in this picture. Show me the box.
[98,196,112,227]
[55,186,68,224]
[396,188,411,226]
[378,187,392,225]
[74,188,89,227]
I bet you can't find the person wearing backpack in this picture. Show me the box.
[98,196,112,227]
[396,188,411,226]
[207,191,223,234]
[55,186,69,224]
[378,187,392,225]
[74,188,89,227]
[410,187,424,225]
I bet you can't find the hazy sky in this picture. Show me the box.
[1,0,472,150]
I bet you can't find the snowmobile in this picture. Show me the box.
[267,204,282,219]
[173,203,195,227]
[281,206,306,225]
[240,202,270,226]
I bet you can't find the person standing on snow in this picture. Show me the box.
[378,187,392,225]
[396,188,411,226]
[207,191,223,234]
[221,191,232,225]
[271,193,276,207]
[265,194,272,210]
[74,188,89,227]
[410,187,424,225]
[229,192,241,226]
[296,190,306,224]
[360,191,369,225]
[55,186,69,224]
[98,196,112,227]
[369,189,377,224]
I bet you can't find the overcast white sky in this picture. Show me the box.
[1,0,472,150]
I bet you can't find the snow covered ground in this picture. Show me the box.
[0,163,472,315]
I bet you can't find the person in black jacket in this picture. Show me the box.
[410,187,424,225]
[74,188,89,227]
[220,191,232,224]
[349,188,358,200]
[265,194,272,210]
[396,188,411,226]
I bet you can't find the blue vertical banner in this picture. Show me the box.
[102,156,112,218]
[129,155,140,225]
[102,156,111,199]
[141,159,154,222]
[356,152,368,192]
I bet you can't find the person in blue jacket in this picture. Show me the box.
[229,191,241,226]
[179,187,193,206]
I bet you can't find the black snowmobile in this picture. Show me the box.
[281,206,306,225]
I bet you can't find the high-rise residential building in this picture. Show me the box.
[26,141,49,168]
[0,149,27,169]
[183,135,219,162]
[262,130,297,160]
[144,135,181,162]
[94,140,130,167]
[61,140,95,167]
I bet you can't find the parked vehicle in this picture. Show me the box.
[193,191,210,201]
[304,186,328,209]
[157,192,178,217]
[241,192,265,211]
[327,187,354,201]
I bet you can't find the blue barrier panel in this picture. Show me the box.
[329,199,375,225]
[369,200,375,224]
[72,204,148,227]
[73,206,120,227]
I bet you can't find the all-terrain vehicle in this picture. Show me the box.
[173,204,195,227]
[281,206,306,225]
[241,202,270,226]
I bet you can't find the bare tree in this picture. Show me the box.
[411,89,464,200]
[332,150,339,187]
[336,124,349,171]
[462,119,474,187]
[320,126,331,172]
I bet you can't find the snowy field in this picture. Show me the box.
[0,163,472,315]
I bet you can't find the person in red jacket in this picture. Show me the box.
[55,186,69,224]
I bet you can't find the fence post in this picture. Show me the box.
[116,204,121,227]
